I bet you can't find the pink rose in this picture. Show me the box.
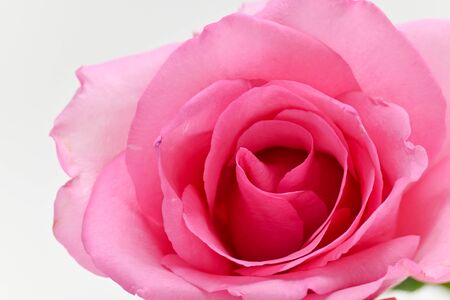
[51,1,450,299]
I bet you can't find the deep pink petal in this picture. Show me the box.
[258,0,446,158]
[126,13,359,220]
[236,120,313,161]
[51,44,177,273]
[204,85,318,210]
[231,148,305,261]
[278,151,343,208]
[399,20,450,163]
[82,153,214,300]
[235,81,383,276]
[160,175,232,274]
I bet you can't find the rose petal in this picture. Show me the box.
[82,153,214,299]
[163,236,419,300]
[53,175,102,275]
[205,85,318,210]
[239,0,269,15]
[340,92,428,184]
[399,20,450,164]
[231,148,305,261]
[236,121,313,192]
[160,173,232,274]
[51,44,177,273]
[126,13,359,220]
[258,0,446,158]
[397,156,450,282]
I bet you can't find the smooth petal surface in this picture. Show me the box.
[235,81,383,276]
[51,44,178,177]
[397,156,450,282]
[399,20,450,163]
[258,0,446,158]
[239,0,269,15]
[163,236,419,300]
[340,92,428,184]
[127,13,359,220]
[160,174,232,274]
[82,153,214,300]
[232,148,305,261]
[53,175,102,274]
[51,44,177,273]
[159,79,251,195]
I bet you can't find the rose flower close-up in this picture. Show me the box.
[50,0,450,299]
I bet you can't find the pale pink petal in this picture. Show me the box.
[258,0,446,158]
[126,13,359,220]
[236,146,281,192]
[399,20,450,163]
[317,264,407,300]
[53,175,103,275]
[163,236,419,300]
[397,156,450,282]
[278,151,343,207]
[51,44,178,177]
[234,120,313,193]
[183,180,322,268]
[274,109,348,169]
[51,44,177,273]
[238,0,269,15]
[82,153,214,299]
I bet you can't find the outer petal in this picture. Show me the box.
[239,0,269,15]
[51,44,177,273]
[258,0,447,158]
[399,20,450,163]
[126,13,360,221]
[397,156,450,282]
[51,44,178,176]
[53,175,102,274]
[163,236,419,300]
[82,153,228,300]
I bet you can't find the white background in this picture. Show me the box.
[1,0,450,299]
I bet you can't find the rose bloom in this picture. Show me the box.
[51,0,450,299]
